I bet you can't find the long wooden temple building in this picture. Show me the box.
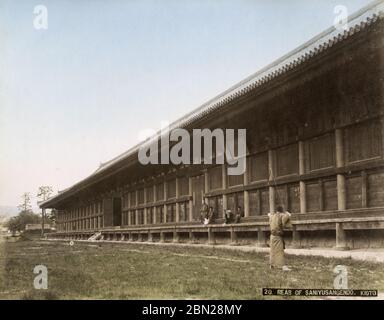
[41,1,384,249]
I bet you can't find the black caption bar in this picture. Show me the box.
[263,288,378,297]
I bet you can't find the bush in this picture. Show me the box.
[5,211,42,234]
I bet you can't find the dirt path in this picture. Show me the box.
[54,239,384,264]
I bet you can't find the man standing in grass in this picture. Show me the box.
[268,205,292,271]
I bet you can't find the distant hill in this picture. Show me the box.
[0,206,19,217]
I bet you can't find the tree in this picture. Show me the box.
[47,208,56,224]
[5,211,41,236]
[18,192,32,214]
[6,216,22,235]
[37,186,53,237]
[37,186,53,202]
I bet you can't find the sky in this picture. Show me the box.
[0,0,373,210]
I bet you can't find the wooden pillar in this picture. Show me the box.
[189,231,196,243]
[120,209,124,227]
[298,141,307,213]
[135,190,139,224]
[143,187,147,225]
[160,231,165,243]
[336,128,346,211]
[163,180,167,223]
[125,196,129,226]
[148,231,153,242]
[153,207,157,224]
[244,191,249,217]
[299,181,306,214]
[318,179,324,211]
[291,225,301,248]
[173,230,179,243]
[138,233,143,242]
[175,177,180,223]
[337,175,346,211]
[128,233,133,242]
[222,164,228,215]
[268,149,275,213]
[188,177,193,221]
[230,227,237,244]
[298,141,305,174]
[335,222,349,250]
[208,227,215,245]
[153,184,157,224]
[204,169,209,195]
[361,171,367,208]
[269,186,275,214]
[244,157,250,217]
[335,128,344,167]
[257,227,267,247]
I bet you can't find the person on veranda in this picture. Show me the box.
[207,206,215,224]
[200,201,209,224]
[235,206,243,223]
[223,209,232,224]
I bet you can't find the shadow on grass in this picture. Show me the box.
[21,290,60,300]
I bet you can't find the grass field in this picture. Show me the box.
[1,237,384,300]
